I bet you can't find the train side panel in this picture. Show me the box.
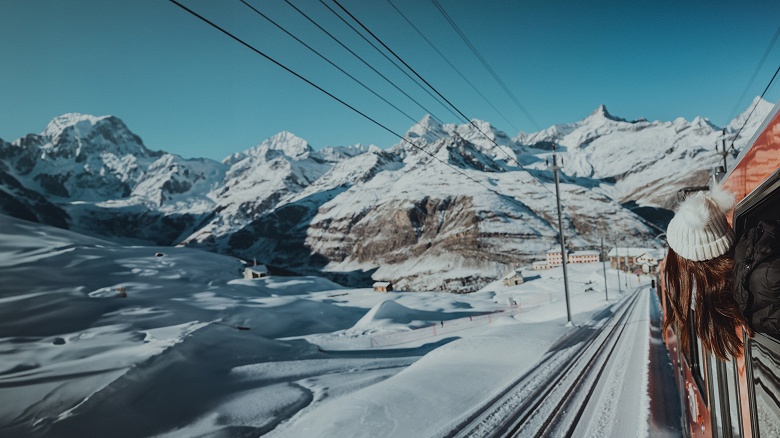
[661,98,780,438]
[722,103,780,207]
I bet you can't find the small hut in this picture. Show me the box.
[502,270,524,286]
[243,264,269,279]
[373,281,393,292]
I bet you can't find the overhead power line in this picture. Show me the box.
[330,0,557,197]
[237,0,425,129]
[730,62,780,150]
[316,0,463,125]
[728,24,780,122]
[167,0,521,200]
[430,0,541,131]
[385,0,520,132]
[282,0,447,129]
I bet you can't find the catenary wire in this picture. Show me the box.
[430,0,541,131]
[237,0,424,129]
[167,0,530,202]
[282,0,448,130]
[316,0,464,125]
[172,1,653,249]
[330,0,557,197]
[384,0,520,132]
[728,24,780,122]
[314,0,547,199]
[730,62,780,150]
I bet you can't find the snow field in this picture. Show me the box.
[0,214,659,437]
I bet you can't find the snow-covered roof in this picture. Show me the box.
[245,265,268,273]
[570,250,600,256]
[546,249,561,254]
[606,247,657,258]
[532,261,548,266]
[502,270,522,280]
[373,281,391,287]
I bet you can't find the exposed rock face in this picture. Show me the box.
[0,168,70,229]
[0,114,227,245]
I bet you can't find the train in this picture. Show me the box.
[658,99,780,438]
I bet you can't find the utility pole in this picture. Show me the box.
[622,246,629,290]
[550,146,573,323]
[614,238,622,295]
[717,128,735,172]
[601,237,609,302]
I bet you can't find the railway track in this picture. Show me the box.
[439,287,645,438]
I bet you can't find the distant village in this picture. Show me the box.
[241,246,664,294]
[501,246,662,287]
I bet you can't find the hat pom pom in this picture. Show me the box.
[709,183,736,213]
[676,194,710,230]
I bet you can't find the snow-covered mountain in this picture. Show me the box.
[0,114,226,243]
[0,98,773,290]
[516,98,773,208]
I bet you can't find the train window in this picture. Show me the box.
[748,334,780,436]
[695,335,708,404]
[708,354,742,438]
[725,359,743,437]
[689,309,708,401]
[708,354,725,436]
[733,170,780,237]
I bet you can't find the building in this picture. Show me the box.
[546,249,563,266]
[532,260,550,270]
[373,281,393,292]
[243,265,269,279]
[568,250,600,264]
[607,247,659,271]
[636,250,663,274]
[502,270,524,286]
[545,249,600,267]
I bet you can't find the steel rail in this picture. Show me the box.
[441,288,642,438]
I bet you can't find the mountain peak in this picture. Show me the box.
[586,105,624,122]
[43,113,107,139]
[728,96,774,132]
[405,114,448,143]
[254,131,313,160]
[37,113,150,159]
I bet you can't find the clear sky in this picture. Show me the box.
[1,0,779,161]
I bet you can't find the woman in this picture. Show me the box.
[663,185,747,360]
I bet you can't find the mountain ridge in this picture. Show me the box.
[0,98,772,291]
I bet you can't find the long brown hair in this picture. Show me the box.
[662,247,746,360]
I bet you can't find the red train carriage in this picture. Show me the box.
[659,99,780,438]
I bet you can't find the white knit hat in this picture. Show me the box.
[666,184,735,261]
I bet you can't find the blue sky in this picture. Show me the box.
[1,0,779,161]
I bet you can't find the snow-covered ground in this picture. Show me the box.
[0,214,663,437]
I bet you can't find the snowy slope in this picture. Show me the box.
[0,215,658,437]
[300,135,652,292]
[182,131,341,246]
[516,98,773,208]
[1,113,157,201]
[0,114,227,244]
